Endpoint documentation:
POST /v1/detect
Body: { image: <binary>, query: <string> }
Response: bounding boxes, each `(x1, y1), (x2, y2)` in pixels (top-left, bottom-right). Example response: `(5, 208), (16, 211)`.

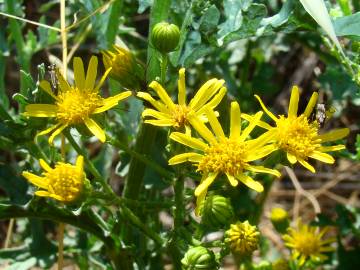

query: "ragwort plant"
(0, 0), (358, 270)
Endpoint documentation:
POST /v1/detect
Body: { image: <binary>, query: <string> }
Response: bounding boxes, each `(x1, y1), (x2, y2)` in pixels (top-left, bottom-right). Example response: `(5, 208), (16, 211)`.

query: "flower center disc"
(44, 163), (84, 202)
(198, 139), (247, 175)
(294, 233), (320, 256)
(276, 115), (319, 159)
(173, 105), (191, 127)
(56, 88), (102, 124)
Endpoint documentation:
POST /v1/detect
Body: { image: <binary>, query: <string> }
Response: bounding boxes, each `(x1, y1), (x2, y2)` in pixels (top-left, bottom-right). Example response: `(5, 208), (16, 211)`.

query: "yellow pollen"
(172, 105), (191, 128)
(44, 162), (84, 202)
(56, 88), (102, 124)
(198, 138), (247, 175)
(276, 115), (320, 159)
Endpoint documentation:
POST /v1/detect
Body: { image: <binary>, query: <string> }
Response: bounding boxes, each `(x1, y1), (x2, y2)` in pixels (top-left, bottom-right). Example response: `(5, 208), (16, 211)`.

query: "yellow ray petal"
(195, 87), (227, 115)
(188, 114), (217, 144)
(93, 91), (132, 114)
(137, 92), (170, 113)
(168, 153), (204, 165)
(230, 101), (241, 140)
(144, 119), (175, 127)
(178, 68), (186, 106)
(194, 172), (217, 196)
(142, 108), (171, 120)
(84, 118), (106, 142)
(55, 68), (71, 92)
(188, 78), (218, 109)
(94, 67), (112, 92)
(236, 174), (264, 192)
(245, 144), (277, 162)
(24, 104), (58, 117)
(169, 132), (208, 151)
(39, 159), (52, 172)
(226, 173), (238, 187)
(85, 56), (98, 90)
(22, 172), (48, 189)
(195, 186), (207, 216)
(241, 113), (273, 130)
(34, 190), (51, 197)
(246, 130), (277, 149)
(36, 123), (62, 138)
(239, 111), (263, 142)
(317, 128), (349, 143)
(48, 124), (67, 145)
(298, 159), (315, 173)
(287, 153), (297, 164)
(244, 165), (281, 177)
(76, 155), (84, 170)
(39, 80), (57, 99)
(319, 145), (345, 152)
(190, 79), (225, 111)
(205, 108), (225, 138)
(149, 81), (176, 110)
(254, 95), (278, 122)
(73, 57), (85, 89)
(288, 86), (300, 118)
(303, 92), (319, 117)
(309, 151), (334, 164)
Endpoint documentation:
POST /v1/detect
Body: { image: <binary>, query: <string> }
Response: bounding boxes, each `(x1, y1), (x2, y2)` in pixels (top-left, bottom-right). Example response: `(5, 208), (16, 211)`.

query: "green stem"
(173, 175), (185, 231)
(107, 134), (174, 180)
(160, 53), (168, 84)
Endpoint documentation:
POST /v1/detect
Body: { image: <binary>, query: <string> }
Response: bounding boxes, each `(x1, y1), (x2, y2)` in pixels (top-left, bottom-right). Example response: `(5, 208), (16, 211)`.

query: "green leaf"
(138, 0), (153, 13)
(334, 12), (360, 38)
(106, 0), (123, 46)
(198, 5), (220, 34)
(7, 257), (37, 270)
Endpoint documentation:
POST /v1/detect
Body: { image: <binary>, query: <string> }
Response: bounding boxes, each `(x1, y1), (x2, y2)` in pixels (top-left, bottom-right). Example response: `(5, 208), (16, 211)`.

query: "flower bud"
(102, 45), (145, 90)
(181, 246), (218, 270)
(225, 221), (259, 256)
(272, 259), (290, 270)
(270, 207), (290, 234)
(254, 261), (272, 270)
(151, 22), (180, 53)
(200, 195), (234, 228)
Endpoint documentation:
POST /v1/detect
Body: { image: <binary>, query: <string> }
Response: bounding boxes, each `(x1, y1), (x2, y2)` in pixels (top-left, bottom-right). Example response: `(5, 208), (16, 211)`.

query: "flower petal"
(169, 132), (208, 151)
(168, 153), (204, 165)
(236, 174), (264, 192)
(142, 108), (171, 120)
(245, 144), (278, 161)
(317, 128), (349, 142)
(73, 57), (85, 89)
(226, 174), (238, 187)
(137, 92), (170, 113)
(195, 186), (207, 216)
(48, 124), (67, 145)
(36, 123), (62, 138)
(303, 92), (319, 117)
(178, 68), (186, 106)
(85, 56), (98, 90)
(24, 104), (58, 117)
(288, 86), (300, 118)
(76, 155), (84, 171)
(22, 172), (49, 189)
(94, 67), (112, 92)
(298, 159), (316, 173)
(144, 119), (175, 127)
(319, 145), (345, 152)
(84, 118), (106, 142)
(230, 101), (241, 140)
(190, 79), (224, 111)
(93, 91), (132, 114)
(149, 81), (176, 110)
(287, 153), (297, 164)
(254, 95), (278, 122)
(188, 114), (217, 144)
(309, 151), (334, 164)
(244, 165), (281, 177)
(39, 159), (52, 172)
(55, 68), (71, 92)
(39, 80), (57, 99)
(239, 111), (263, 142)
(205, 107), (225, 138)
(194, 172), (218, 196)
(195, 87), (227, 115)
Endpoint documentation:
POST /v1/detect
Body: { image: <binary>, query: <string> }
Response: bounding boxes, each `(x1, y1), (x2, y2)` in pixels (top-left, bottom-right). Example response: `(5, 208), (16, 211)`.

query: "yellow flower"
(253, 86), (349, 172)
(22, 156), (86, 203)
(137, 68), (226, 133)
(283, 219), (335, 266)
(23, 56), (132, 144)
(225, 220), (260, 255)
(168, 101), (280, 214)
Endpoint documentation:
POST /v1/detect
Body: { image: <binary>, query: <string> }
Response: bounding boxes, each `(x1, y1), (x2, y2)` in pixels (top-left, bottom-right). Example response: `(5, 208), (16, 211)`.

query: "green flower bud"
(270, 207), (290, 234)
(200, 195), (234, 228)
(181, 246), (218, 270)
(151, 22), (180, 53)
(102, 45), (145, 90)
(254, 261), (272, 270)
(272, 259), (290, 270)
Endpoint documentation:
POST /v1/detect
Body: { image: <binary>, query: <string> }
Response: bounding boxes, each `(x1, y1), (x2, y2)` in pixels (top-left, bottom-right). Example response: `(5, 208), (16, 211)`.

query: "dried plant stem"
(285, 166), (321, 216)
(0, 11), (61, 32)
(4, 218), (14, 248)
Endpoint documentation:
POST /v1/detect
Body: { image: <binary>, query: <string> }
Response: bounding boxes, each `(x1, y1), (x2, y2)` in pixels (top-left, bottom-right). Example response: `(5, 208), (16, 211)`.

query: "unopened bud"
(151, 22), (180, 53)
(270, 207), (290, 234)
(200, 195), (234, 229)
(181, 246), (218, 270)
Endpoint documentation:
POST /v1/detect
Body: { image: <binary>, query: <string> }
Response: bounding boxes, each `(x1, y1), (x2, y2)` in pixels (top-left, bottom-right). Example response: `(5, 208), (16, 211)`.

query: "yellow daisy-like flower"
(168, 101), (280, 214)
(23, 56), (132, 144)
(225, 220), (260, 255)
(22, 156), (86, 203)
(283, 219), (335, 266)
(253, 86), (349, 172)
(137, 68), (226, 132)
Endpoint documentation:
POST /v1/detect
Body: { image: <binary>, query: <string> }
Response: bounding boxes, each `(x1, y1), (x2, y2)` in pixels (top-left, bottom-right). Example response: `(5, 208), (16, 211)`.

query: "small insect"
(310, 103), (336, 127)
(48, 64), (58, 91)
